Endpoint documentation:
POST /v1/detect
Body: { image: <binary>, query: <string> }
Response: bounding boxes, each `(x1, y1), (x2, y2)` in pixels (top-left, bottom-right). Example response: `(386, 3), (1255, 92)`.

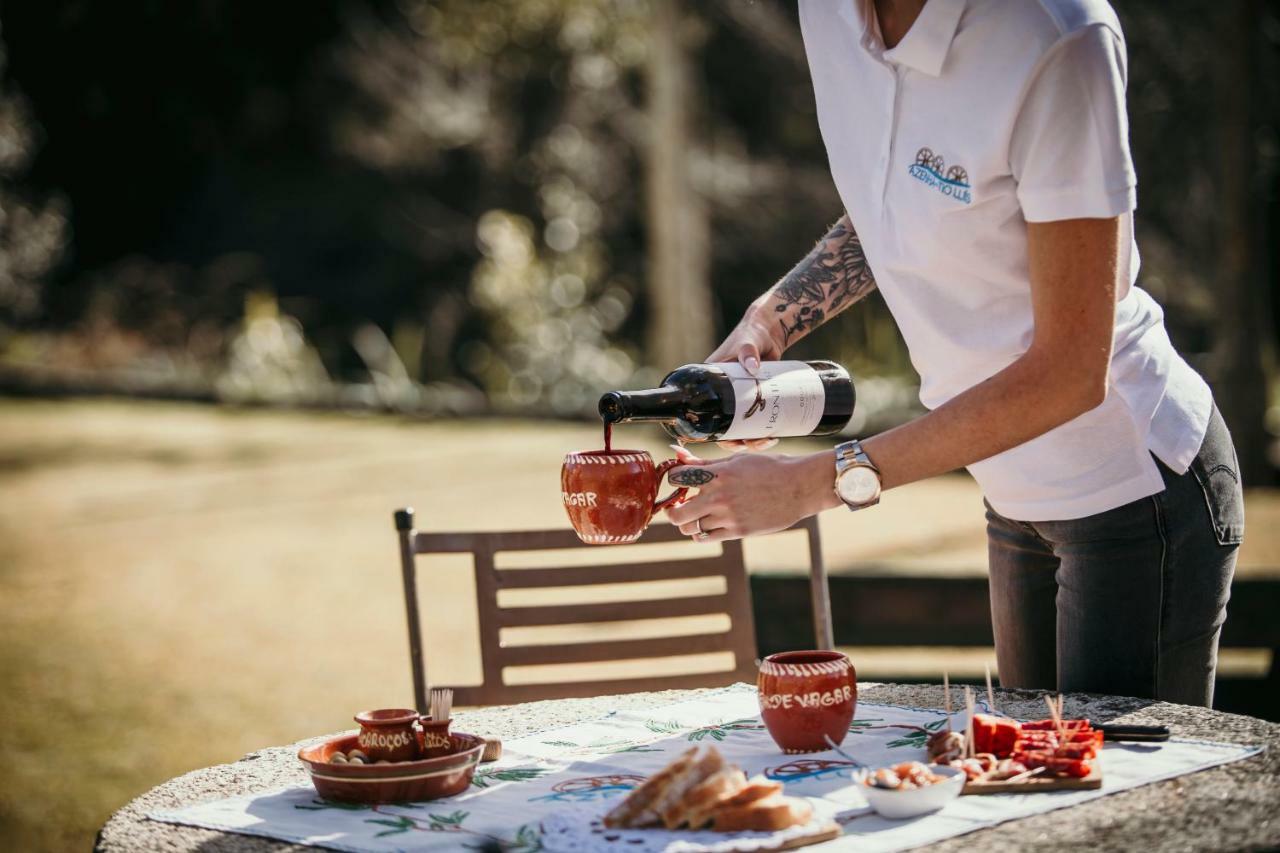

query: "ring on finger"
(694, 518), (704, 535)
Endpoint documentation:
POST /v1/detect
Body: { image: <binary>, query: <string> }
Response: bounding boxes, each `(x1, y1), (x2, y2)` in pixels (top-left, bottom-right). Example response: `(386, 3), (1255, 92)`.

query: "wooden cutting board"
(768, 822), (843, 850)
(962, 764), (1101, 795)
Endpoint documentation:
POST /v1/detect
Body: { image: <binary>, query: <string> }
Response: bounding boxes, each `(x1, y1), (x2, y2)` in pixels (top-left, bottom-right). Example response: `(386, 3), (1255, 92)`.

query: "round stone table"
(97, 683), (1279, 852)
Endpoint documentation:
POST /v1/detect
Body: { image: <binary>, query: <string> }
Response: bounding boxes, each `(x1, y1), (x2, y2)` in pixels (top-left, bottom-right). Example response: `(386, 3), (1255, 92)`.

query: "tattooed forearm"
(764, 215), (877, 346)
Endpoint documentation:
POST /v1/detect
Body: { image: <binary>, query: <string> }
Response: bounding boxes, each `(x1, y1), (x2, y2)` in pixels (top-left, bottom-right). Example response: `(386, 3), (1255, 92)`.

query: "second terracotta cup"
(561, 450), (687, 545)
(757, 650), (857, 754)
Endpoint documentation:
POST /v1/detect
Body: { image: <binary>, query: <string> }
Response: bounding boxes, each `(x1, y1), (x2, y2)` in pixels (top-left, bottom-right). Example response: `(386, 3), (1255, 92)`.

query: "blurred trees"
(646, 0), (713, 366)
(1212, 0), (1270, 483)
(0, 22), (67, 330)
(0, 0), (1275, 475)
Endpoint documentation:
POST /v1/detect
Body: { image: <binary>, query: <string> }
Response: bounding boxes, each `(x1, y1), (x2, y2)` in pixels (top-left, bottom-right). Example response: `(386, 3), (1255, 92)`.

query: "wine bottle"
(598, 360), (854, 443)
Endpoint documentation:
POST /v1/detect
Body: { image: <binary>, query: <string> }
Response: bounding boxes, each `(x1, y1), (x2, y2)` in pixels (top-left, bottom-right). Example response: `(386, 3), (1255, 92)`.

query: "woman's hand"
(663, 445), (838, 542)
(706, 306), (786, 452)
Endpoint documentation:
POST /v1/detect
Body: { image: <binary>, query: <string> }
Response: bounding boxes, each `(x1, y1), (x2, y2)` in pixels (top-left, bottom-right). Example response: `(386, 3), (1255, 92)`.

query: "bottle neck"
(598, 386), (685, 423)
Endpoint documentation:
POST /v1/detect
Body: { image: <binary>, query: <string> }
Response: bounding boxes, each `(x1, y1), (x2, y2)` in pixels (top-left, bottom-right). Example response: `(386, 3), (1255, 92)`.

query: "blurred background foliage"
(0, 0), (1276, 475)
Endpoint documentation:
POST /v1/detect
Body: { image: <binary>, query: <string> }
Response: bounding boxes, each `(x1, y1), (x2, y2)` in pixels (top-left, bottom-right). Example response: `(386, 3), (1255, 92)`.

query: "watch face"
(839, 466), (881, 505)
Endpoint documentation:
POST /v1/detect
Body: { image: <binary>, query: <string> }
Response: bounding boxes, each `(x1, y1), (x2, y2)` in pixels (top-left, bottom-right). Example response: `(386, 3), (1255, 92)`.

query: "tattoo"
(669, 467), (715, 486)
(770, 216), (877, 346)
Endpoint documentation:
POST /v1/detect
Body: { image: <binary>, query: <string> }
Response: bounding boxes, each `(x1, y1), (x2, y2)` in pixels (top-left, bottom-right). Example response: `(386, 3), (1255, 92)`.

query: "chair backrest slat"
(495, 557), (723, 589)
(495, 631), (734, 667)
(415, 524), (691, 554)
(395, 511), (826, 709)
(495, 593), (734, 628)
(475, 672), (745, 705)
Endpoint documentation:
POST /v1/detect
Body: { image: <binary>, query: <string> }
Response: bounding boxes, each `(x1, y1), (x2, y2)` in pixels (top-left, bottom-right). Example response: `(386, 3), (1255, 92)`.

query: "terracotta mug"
(561, 450), (687, 545)
(354, 709), (421, 763)
(757, 650), (858, 754)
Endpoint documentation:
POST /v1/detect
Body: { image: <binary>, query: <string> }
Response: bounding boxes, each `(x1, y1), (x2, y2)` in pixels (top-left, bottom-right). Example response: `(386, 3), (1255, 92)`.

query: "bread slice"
(711, 795), (813, 833)
(675, 766), (747, 830)
(603, 746), (697, 828)
(715, 774), (783, 810)
(654, 746), (727, 828)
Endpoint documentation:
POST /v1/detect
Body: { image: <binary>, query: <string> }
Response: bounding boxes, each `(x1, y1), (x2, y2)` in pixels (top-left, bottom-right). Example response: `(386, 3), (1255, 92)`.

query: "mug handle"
(653, 459), (689, 513)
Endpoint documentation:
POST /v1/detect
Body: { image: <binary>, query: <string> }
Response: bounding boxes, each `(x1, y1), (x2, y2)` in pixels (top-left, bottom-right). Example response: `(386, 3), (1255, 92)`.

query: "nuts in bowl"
(859, 762), (964, 819)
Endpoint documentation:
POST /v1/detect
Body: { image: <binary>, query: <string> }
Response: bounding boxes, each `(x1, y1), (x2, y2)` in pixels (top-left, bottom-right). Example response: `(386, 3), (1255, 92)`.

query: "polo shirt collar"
(859, 0), (966, 77)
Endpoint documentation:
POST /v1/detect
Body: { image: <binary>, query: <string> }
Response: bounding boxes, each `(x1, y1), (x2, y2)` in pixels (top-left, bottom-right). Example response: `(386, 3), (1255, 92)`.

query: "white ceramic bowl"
(859, 764), (965, 819)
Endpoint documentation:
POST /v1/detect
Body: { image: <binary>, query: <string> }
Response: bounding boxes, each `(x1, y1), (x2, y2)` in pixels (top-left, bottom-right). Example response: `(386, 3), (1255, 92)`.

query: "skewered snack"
(926, 730), (965, 765)
(928, 690), (1099, 784)
(603, 745), (813, 833)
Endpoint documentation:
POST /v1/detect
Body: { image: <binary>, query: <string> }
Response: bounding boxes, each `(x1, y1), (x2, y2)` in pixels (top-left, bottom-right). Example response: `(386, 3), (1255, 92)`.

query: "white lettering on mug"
(358, 730), (412, 750)
(562, 491), (599, 507)
(760, 684), (852, 710)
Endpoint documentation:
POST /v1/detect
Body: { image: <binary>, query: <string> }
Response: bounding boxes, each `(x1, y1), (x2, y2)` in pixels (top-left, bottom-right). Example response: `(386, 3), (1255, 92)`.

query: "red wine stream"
(603, 420), (613, 453)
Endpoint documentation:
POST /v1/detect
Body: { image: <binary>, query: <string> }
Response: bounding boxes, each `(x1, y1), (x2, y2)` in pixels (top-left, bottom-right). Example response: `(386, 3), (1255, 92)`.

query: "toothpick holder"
(419, 715), (453, 758)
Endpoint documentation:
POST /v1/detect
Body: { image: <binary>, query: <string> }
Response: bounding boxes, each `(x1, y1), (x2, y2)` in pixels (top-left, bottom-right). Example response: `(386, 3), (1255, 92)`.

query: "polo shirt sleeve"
(1009, 24), (1137, 223)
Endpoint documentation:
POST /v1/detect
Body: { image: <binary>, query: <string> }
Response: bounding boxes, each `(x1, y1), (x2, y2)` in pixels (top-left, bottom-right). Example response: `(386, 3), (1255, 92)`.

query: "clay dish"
(297, 732), (484, 804)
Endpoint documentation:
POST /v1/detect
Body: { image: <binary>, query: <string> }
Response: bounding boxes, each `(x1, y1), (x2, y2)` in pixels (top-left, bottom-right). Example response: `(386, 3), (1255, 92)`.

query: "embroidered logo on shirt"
(908, 147), (971, 204)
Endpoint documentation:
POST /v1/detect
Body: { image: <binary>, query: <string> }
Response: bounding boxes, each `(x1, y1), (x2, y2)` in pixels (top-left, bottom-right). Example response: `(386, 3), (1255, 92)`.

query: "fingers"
(669, 444), (705, 464)
(691, 525), (743, 543)
(668, 465), (718, 488)
(717, 437), (778, 453)
(665, 492), (716, 526)
(706, 339), (761, 375)
(737, 341), (761, 376)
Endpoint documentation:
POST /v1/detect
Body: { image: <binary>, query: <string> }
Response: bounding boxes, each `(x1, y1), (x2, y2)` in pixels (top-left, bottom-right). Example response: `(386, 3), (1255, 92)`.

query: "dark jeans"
(986, 405), (1243, 707)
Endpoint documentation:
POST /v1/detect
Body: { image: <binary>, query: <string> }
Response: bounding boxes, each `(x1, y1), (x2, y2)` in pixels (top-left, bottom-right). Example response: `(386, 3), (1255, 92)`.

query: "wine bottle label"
(719, 361), (825, 440)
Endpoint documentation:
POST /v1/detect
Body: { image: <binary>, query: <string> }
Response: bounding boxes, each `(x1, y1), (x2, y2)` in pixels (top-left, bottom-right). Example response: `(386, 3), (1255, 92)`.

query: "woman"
(664, 0), (1243, 706)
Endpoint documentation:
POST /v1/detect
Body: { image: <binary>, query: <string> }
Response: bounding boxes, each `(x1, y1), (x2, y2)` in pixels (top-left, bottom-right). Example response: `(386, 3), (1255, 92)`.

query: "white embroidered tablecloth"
(148, 684), (1260, 852)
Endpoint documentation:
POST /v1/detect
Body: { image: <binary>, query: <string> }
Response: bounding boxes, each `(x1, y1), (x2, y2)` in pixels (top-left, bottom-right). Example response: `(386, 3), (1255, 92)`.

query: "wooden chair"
(394, 508), (832, 711)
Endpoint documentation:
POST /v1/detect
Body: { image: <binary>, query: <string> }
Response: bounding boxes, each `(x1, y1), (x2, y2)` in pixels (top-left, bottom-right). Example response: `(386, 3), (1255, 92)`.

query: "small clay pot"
(354, 709), (421, 763)
(757, 650), (857, 754)
(419, 715), (453, 758)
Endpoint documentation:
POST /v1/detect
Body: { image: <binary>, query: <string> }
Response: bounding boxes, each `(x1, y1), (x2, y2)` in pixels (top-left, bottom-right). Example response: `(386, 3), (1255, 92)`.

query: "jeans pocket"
(1190, 454), (1245, 546)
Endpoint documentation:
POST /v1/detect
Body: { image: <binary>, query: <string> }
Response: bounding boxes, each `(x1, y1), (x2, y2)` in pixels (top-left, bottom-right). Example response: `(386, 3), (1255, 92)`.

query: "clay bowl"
(297, 731), (484, 804)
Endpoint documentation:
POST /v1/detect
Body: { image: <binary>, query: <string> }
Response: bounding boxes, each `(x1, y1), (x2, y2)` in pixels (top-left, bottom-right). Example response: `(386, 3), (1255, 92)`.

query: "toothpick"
(964, 686), (977, 759)
(984, 663), (997, 716)
(1045, 694), (1066, 741)
(943, 672), (952, 730)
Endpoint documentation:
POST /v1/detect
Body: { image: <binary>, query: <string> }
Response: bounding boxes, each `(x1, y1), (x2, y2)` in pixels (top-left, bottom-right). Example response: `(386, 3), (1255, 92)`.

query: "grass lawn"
(1, 398), (1276, 852)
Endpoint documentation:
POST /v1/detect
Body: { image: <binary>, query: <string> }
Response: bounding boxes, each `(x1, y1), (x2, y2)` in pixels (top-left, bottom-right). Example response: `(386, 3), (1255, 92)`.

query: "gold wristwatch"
(833, 439), (882, 511)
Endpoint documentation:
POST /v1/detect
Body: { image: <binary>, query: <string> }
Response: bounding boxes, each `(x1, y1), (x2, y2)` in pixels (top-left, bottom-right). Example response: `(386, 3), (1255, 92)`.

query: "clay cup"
(757, 650), (857, 754)
(561, 450), (687, 544)
(354, 708), (421, 763)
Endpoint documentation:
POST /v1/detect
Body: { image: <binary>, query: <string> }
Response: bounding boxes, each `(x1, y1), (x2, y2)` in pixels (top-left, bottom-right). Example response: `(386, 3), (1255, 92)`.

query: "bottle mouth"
(598, 391), (625, 421)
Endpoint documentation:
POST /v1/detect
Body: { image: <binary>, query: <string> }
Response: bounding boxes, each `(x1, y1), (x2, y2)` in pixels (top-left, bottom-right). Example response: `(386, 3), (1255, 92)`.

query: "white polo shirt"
(799, 0), (1213, 521)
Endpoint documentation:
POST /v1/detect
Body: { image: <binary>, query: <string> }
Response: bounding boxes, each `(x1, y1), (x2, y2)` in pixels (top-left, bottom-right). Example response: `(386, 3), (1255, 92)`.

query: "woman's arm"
(758, 213), (879, 349)
(666, 215), (1121, 539)
(706, 214), (878, 368)
(856, 215), (1118, 489)
(706, 214), (878, 451)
